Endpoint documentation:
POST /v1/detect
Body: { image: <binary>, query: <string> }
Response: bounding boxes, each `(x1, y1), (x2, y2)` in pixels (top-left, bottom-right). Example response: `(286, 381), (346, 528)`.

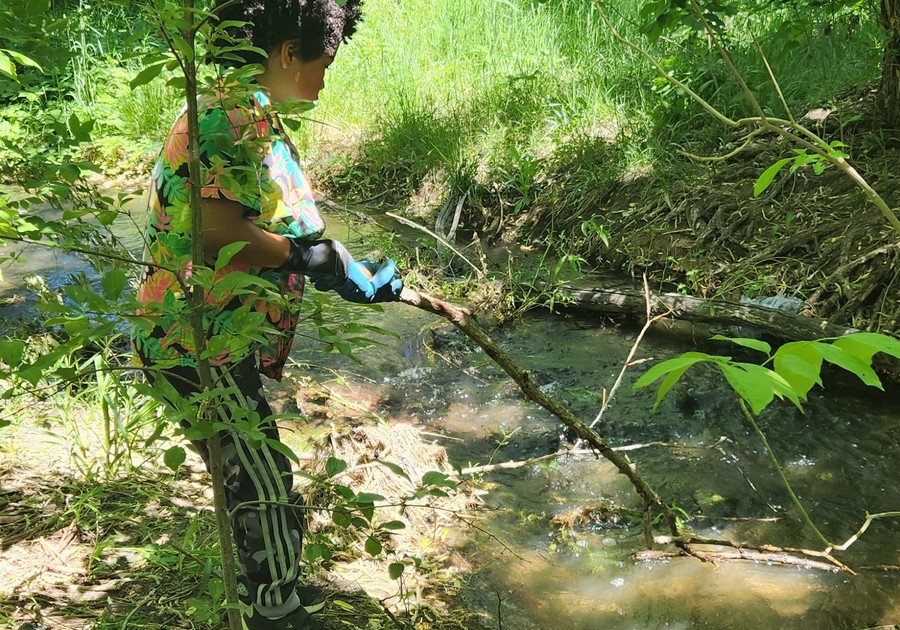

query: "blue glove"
(336, 258), (403, 303)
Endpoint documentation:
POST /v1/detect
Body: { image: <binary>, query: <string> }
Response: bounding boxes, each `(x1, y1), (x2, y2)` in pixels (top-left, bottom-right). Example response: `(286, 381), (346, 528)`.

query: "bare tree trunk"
(879, 0), (900, 129)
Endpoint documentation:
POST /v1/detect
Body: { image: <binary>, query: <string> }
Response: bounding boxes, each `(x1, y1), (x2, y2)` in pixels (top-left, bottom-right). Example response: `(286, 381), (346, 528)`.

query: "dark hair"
(213, 0), (363, 65)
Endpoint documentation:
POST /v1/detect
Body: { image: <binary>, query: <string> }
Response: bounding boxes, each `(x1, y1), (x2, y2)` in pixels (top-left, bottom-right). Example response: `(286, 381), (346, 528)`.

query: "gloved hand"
(336, 258), (403, 303)
(279, 237), (402, 303)
(279, 238), (352, 285)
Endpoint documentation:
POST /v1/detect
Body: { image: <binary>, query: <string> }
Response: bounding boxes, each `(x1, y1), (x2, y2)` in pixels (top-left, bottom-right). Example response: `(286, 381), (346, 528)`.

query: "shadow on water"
(288, 286), (900, 629)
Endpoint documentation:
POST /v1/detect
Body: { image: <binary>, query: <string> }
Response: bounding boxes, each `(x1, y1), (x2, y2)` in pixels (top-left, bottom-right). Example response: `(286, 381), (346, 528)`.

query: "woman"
(132, 1), (398, 628)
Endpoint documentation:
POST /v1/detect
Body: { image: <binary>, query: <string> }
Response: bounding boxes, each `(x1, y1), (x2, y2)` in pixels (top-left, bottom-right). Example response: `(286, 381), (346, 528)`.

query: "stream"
(287, 289), (900, 630)
(1, 201), (899, 629)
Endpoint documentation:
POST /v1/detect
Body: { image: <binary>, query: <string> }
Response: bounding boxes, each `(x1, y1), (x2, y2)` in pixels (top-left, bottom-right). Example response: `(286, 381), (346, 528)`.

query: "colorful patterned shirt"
(132, 88), (325, 380)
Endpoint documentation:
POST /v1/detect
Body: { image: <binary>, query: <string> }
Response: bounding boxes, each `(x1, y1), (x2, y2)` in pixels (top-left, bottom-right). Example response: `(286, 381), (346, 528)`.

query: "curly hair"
(213, 0), (363, 65)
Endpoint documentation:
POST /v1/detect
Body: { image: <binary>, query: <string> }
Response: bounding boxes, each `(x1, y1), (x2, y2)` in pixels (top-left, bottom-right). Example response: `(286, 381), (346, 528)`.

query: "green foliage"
(0, 48), (42, 81)
(635, 332), (900, 414)
(753, 143), (850, 196)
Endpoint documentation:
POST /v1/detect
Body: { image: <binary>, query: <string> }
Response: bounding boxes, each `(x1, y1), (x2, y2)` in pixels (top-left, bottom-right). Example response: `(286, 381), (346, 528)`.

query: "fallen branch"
(461, 437), (727, 476)
(556, 281), (853, 341)
(646, 534), (853, 572)
(398, 286), (681, 545)
(633, 547), (841, 573)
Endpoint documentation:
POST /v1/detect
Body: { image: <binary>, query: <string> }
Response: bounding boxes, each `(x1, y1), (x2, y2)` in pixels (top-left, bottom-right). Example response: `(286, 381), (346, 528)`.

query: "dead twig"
(461, 437), (726, 476)
(582, 275), (670, 440)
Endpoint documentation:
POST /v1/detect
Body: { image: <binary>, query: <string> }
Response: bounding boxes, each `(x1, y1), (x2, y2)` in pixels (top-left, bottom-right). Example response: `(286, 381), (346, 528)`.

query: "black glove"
(279, 238), (403, 303)
(279, 238), (352, 287)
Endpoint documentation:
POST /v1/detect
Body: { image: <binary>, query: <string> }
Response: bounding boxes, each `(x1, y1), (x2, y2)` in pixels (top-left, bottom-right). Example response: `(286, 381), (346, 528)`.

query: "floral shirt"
(132, 88), (325, 380)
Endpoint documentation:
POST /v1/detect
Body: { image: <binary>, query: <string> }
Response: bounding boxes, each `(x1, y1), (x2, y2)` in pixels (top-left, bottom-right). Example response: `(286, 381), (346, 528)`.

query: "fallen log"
(556, 282), (852, 342)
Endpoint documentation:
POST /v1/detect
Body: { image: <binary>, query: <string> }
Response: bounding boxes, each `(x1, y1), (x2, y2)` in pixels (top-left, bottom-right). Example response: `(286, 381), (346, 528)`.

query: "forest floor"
(0, 376), (496, 630)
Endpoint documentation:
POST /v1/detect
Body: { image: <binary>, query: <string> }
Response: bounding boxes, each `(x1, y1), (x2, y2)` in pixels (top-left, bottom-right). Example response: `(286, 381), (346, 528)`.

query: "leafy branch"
(636, 331), (900, 555)
(595, 1), (900, 238)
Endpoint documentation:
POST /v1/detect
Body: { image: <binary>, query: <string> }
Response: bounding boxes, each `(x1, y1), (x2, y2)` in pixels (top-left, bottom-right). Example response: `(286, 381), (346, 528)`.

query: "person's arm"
(201, 197), (290, 267)
(201, 196), (402, 302)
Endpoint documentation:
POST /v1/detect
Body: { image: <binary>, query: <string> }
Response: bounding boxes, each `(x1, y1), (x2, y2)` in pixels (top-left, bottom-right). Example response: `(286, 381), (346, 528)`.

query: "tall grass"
(302, 0), (883, 203)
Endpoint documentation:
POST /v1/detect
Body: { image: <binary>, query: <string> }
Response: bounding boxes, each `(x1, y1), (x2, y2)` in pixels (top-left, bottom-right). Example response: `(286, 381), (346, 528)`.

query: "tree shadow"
(0, 461), (490, 630)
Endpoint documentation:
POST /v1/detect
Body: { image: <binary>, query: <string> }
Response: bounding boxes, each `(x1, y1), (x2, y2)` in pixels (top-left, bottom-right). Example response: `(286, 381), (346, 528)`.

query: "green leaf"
(421, 471), (456, 488)
(381, 520), (406, 530)
(0, 340), (27, 367)
(0, 52), (16, 80)
(754, 157), (792, 197)
(711, 335), (771, 355)
(305, 543), (330, 562)
(332, 600), (356, 611)
(265, 438), (299, 463)
(100, 269), (127, 300)
(365, 536), (382, 557)
(376, 459), (412, 481)
(215, 241), (248, 271)
(719, 363), (776, 415)
(773, 341), (823, 400)
(325, 456), (347, 478)
(130, 61), (167, 89)
(333, 485), (355, 500)
(351, 516), (370, 529)
(633, 353), (712, 390)
(356, 492), (385, 503)
(762, 367), (804, 411)
(388, 562), (405, 580)
(331, 509), (352, 528)
(164, 445), (186, 471)
(2, 49), (41, 71)
(833, 332), (900, 363)
(651, 362), (695, 411)
(25, 0), (51, 15)
(815, 343), (882, 390)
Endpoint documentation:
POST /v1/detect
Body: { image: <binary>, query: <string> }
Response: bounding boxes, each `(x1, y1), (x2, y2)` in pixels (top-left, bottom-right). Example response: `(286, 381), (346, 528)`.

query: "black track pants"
(147, 355), (303, 616)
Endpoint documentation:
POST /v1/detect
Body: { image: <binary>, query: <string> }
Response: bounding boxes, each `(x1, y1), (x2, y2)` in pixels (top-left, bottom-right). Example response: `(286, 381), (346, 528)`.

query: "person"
(131, 1), (400, 628)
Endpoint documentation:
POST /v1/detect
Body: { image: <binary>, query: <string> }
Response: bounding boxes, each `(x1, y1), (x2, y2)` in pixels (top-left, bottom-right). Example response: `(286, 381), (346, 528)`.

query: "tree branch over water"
(398, 286), (681, 546)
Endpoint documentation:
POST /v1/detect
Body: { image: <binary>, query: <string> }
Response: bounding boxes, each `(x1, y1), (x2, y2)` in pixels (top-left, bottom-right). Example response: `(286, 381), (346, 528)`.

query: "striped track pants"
(148, 354), (303, 615)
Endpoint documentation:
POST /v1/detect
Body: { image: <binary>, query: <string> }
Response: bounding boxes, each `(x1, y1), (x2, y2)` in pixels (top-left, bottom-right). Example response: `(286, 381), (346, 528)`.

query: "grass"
(299, 0), (882, 204)
(0, 0), (883, 202)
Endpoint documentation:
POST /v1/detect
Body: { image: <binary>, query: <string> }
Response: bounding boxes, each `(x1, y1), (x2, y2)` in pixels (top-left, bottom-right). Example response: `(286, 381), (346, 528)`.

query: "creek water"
(289, 292), (900, 630)
(1, 201), (898, 629)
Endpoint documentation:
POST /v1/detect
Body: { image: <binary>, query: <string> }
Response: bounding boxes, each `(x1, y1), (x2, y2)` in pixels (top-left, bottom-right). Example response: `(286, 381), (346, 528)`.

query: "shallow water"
(0, 193), (146, 326)
(288, 288), (900, 629)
